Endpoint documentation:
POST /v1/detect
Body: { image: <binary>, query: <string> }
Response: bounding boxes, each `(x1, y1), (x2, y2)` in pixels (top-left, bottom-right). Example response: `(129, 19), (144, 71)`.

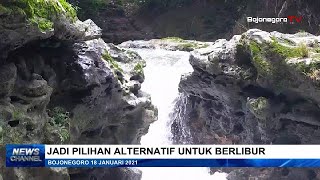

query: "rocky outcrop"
(0, 0), (102, 59)
(120, 38), (211, 52)
(173, 29), (320, 179)
(0, 1), (156, 179)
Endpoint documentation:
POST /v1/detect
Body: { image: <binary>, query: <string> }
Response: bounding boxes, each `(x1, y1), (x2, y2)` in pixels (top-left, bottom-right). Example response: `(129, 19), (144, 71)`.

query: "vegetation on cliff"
(161, 37), (209, 51)
(236, 34), (320, 91)
(134, 62), (145, 76)
(102, 50), (123, 73)
(47, 107), (71, 144)
(0, 0), (77, 31)
(246, 97), (269, 120)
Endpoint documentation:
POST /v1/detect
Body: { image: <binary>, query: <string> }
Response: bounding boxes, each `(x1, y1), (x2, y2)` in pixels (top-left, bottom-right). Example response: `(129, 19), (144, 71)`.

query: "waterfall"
(169, 94), (193, 144)
(131, 48), (227, 180)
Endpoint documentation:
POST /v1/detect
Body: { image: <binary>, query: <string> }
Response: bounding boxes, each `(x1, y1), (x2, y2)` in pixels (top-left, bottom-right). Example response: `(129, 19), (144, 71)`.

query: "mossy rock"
(161, 37), (185, 42)
(12, 110), (24, 120)
(102, 51), (123, 73)
(5, 128), (24, 144)
(237, 37), (313, 91)
(162, 37), (209, 51)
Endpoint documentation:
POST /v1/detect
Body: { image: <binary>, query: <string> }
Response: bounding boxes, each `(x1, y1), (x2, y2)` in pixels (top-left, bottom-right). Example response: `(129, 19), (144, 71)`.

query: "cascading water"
(130, 48), (227, 180)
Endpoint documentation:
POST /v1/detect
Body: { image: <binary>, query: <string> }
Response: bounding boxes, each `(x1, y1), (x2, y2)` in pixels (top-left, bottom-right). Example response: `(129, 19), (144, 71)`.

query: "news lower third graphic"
(5, 144), (320, 168)
(6, 144), (45, 167)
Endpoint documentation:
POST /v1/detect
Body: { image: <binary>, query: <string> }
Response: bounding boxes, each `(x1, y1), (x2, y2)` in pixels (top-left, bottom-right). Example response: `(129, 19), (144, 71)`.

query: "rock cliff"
(174, 29), (320, 179)
(0, 1), (156, 179)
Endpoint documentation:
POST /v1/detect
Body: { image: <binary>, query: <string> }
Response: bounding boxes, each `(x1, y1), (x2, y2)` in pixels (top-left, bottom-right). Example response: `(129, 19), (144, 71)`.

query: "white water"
(132, 48), (227, 180)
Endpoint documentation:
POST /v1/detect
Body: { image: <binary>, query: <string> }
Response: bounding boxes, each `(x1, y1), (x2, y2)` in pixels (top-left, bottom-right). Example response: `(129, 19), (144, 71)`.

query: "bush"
(48, 107), (70, 143)
(296, 43), (309, 58)
(134, 62), (145, 75)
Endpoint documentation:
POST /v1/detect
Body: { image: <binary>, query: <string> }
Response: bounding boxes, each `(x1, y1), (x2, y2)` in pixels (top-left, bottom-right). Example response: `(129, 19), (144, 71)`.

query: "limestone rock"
(0, 2), (156, 179)
(0, 63), (17, 98)
(0, 1), (101, 59)
(175, 29), (320, 178)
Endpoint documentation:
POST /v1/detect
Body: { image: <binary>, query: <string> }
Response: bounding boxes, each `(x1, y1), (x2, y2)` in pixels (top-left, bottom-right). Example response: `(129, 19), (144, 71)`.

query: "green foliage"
(102, 51), (123, 73)
(238, 35), (320, 90)
(50, 107), (70, 125)
(178, 43), (195, 51)
(102, 50), (113, 62)
(29, 18), (54, 31)
(296, 43), (309, 58)
(12, 110), (23, 120)
(58, 0), (77, 19)
(241, 37), (316, 91)
(270, 40), (300, 58)
(282, 38), (296, 46)
(162, 36), (209, 50)
(178, 43), (208, 51)
(269, 37), (309, 58)
(245, 39), (296, 91)
(247, 97), (269, 120)
(177, 42), (206, 51)
(162, 36), (184, 42)
(134, 62), (145, 75)
(294, 61), (320, 76)
(0, 4), (11, 14)
(249, 41), (272, 76)
(48, 107), (70, 143)
(10, 130), (24, 144)
(249, 40), (261, 55)
(1, 0), (77, 31)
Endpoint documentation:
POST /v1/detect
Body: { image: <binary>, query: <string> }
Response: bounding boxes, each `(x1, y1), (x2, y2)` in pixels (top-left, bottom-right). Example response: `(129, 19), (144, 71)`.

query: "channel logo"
(6, 144), (45, 167)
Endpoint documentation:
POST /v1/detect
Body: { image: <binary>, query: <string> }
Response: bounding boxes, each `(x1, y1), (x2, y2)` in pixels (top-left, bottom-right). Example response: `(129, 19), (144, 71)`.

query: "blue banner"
(6, 144), (320, 168)
(45, 159), (320, 167)
(6, 144), (45, 167)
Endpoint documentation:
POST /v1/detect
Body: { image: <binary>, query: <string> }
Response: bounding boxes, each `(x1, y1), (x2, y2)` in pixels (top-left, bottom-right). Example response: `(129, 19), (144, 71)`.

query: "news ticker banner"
(6, 144), (320, 168)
